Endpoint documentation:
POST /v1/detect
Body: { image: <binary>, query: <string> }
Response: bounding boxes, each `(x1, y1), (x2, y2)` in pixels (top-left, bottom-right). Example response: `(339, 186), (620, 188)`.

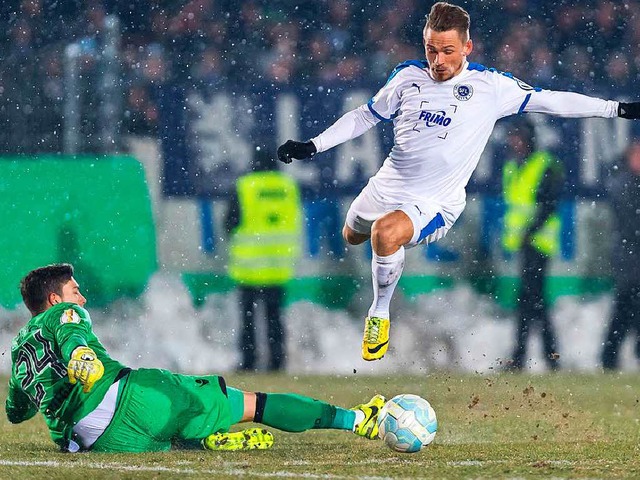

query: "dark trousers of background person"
(239, 286), (285, 371)
(601, 286), (640, 370)
(511, 244), (559, 370)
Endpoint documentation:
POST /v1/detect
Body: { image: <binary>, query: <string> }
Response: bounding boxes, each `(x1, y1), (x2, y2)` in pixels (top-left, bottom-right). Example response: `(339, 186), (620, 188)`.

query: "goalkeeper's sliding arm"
(67, 346), (104, 393)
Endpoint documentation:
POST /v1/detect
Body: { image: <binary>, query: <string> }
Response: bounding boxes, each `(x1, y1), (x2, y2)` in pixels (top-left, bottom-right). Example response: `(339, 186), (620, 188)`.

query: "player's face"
(58, 277), (87, 307)
(424, 28), (473, 82)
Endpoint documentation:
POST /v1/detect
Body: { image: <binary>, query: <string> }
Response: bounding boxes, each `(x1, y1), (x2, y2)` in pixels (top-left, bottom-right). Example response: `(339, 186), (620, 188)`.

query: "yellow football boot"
(361, 316), (390, 361)
(352, 394), (386, 439)
(202, 428), (274, 451)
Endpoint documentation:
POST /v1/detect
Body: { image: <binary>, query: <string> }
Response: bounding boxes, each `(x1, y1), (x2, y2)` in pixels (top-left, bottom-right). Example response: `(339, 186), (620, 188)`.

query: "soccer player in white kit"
(277, 2), (640, 361)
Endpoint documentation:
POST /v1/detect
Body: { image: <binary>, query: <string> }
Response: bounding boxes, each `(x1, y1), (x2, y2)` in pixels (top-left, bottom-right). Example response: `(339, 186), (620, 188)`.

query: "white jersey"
(311, 59), (618, 220)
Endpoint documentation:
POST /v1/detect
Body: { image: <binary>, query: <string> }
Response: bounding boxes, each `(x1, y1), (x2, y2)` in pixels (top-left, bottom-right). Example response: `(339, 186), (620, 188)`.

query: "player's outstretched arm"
(277, 140), (317, 164)
(520, 90), (618, 118)
(520, 91), (640, 121)
(278, 104), (379, 164)
(618, 102), (640, 119)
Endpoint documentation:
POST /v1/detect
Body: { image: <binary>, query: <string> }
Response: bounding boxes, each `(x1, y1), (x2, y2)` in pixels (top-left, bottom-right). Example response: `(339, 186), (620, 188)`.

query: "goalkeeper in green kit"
(6, 263), (385, 452)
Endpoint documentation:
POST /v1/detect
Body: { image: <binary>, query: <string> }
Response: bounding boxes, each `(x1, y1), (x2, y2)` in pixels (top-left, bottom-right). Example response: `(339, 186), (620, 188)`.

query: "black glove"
(277, 140), (317, 164)
(618, 102), (640, 119)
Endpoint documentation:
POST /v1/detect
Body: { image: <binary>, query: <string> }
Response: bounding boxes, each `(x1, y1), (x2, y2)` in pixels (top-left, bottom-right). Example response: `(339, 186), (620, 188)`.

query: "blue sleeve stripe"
(385, 59), (428, 84)
(518, 93), (532, 114)
(371, 59), (425, 121)
(468, 63), (542, 93)
(367, 99), (392, 122)
(467, 62), (486, 72)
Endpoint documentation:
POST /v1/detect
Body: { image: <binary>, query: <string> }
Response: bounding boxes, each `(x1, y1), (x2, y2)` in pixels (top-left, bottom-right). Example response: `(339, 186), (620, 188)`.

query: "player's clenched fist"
(67, 346), (104, 393)
(277, 140), (317, 164)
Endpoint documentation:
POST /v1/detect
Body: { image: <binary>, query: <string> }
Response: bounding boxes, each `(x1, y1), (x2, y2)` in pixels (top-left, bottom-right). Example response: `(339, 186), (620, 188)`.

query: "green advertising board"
(0, 156), (157, 309)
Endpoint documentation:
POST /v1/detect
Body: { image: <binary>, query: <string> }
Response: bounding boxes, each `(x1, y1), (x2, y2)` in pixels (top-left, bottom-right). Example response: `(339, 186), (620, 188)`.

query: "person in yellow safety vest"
(502, 118), (564, 371)
(226, 149), (303, 372)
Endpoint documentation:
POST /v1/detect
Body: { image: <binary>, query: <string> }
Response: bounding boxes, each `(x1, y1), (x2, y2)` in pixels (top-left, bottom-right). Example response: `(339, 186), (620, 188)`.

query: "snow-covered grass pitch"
(2, 372), (640, 479)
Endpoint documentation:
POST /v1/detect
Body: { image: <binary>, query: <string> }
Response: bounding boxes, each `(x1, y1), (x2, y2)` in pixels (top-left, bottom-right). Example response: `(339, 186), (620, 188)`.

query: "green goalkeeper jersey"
(5, 302), (127, 449)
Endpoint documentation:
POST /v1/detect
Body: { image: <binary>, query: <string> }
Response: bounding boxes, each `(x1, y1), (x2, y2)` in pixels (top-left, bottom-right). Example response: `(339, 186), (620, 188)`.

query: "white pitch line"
(0, 460), (204, 474)
(447, 459), (579, 467)
(0, 460), (419, 480)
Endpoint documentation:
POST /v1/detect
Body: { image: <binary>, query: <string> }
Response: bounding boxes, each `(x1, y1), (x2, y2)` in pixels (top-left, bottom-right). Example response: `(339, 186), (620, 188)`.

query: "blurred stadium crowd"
(0, 0), (638, 152)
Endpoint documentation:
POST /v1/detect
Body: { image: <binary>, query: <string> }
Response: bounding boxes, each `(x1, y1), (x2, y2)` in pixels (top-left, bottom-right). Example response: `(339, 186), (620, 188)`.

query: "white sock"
(368, 247), (405, 319)
(353, 410), (365, 430)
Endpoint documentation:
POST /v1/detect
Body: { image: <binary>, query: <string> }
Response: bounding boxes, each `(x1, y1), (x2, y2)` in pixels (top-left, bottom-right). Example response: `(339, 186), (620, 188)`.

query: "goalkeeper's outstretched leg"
(211, 388), (386, 449)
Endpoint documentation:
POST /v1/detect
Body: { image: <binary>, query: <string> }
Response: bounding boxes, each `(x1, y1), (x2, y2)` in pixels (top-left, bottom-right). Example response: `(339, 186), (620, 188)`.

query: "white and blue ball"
(377, 394), (437, 453)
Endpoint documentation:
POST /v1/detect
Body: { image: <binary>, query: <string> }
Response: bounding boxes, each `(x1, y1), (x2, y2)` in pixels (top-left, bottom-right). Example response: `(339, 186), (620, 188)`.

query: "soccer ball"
(377, 394), (437, 453)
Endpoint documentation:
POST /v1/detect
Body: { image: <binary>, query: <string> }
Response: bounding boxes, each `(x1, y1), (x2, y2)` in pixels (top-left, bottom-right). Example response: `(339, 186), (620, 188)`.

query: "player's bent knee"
(371, 226), (398, 250)
(371, 214), (412, 248)
(371, 216), (394, 235)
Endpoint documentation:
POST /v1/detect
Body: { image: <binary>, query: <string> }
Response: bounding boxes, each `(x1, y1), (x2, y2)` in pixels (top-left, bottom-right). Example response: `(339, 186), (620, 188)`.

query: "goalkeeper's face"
(58, 277), (87, 307)
(424, 28), (473, 82)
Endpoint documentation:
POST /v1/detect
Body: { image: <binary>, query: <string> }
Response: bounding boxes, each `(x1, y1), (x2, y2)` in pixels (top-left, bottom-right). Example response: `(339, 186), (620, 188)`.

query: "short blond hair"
(424, 2), (471, 41)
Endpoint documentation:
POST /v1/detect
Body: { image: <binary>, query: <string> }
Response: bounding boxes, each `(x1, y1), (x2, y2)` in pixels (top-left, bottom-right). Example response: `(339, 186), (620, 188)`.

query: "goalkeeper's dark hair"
(424, 2), (471, 41)
(20, 263), (75, 316)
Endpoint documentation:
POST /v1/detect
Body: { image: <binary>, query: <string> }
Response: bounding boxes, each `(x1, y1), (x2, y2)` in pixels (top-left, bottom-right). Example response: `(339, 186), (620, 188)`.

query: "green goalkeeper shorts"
(91, 368), (232, 452)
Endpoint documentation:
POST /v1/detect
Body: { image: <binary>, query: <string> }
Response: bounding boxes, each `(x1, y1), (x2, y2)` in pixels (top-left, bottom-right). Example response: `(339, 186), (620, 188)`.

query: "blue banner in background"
(157, 81), (639, 201)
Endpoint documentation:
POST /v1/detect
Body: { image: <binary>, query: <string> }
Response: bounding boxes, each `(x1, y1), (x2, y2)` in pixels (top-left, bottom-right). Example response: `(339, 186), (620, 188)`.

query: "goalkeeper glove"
(277, 140), (317, 164)
(618, 102), (640, 119)
(67, 346), (104, 393)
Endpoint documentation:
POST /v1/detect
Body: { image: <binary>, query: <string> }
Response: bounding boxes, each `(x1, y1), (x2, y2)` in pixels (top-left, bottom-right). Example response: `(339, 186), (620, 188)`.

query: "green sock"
(332, 407), (357, 431)
(259, 393), (355, 432)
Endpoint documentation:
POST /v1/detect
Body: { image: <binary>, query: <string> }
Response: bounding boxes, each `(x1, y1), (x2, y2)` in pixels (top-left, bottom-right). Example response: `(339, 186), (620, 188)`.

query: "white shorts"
(344, 183), (455, 248)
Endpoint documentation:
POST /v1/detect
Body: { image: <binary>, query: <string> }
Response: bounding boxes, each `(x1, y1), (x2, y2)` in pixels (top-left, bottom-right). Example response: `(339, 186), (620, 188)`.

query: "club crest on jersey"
(418, 110), (452, 127)
(60, 308), (81, 325)
(453, 83), (473, 101)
